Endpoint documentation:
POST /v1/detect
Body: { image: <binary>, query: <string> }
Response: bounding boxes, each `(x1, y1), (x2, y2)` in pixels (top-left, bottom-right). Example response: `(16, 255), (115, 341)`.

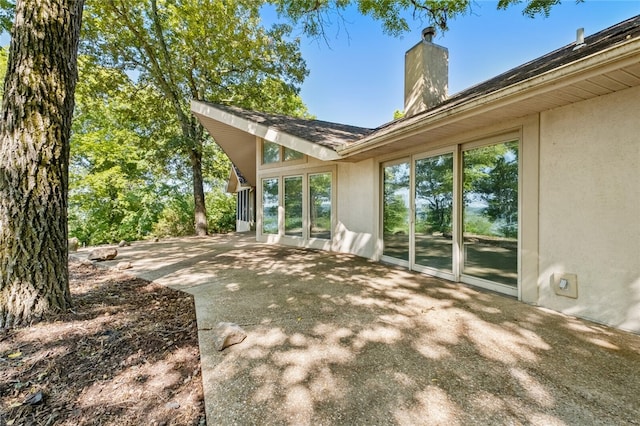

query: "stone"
(87, 247), (118, 261)
(117, 261), (132, 270)
(213, 322), (247, 351)
(68, 237), (79, 252)
(165, 401), (180, 410)
(80, 259), (93, 266)
(118, 240), (130, 247)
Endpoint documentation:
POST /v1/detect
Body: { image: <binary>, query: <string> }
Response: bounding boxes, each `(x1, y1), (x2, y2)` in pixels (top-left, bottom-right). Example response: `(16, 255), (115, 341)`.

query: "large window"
(262, 178), (279, 234)
(284, 176), (303, 237)
(463, 141), (518, 286)
(382, 161), (410, 261)
(381, 137), (519, 295)
(309, 173), (332, 239)
(415, 153), (454, 272)
(260, 170), (333, 241)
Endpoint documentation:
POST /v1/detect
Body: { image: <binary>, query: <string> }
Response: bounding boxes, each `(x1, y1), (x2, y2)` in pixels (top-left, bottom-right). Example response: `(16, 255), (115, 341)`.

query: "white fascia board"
(191, 101), (342, 161)
(338, 37), (640, 157)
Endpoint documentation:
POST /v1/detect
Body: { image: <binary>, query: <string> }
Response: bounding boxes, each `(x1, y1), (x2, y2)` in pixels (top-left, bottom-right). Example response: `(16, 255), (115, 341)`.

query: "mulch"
(0, 260), (205, 426)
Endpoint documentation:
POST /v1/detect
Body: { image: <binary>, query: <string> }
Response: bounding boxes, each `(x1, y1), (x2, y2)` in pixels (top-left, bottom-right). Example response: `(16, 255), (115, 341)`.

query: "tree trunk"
(0, 0), (84, 329)
(189, 145), (208, 236)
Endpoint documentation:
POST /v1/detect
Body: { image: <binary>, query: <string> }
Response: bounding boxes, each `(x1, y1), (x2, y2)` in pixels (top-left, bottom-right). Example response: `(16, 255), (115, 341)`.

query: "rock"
(117, 261), (132, 270)
(68, 237), (79, 252)
(23, 391), (44, 405)
(165, 401), (180, 410)
(87, 247), (118, 261)
(213, 322), (247, 351)
(80, 259), (93, 266)
(118, 240), (130, 247)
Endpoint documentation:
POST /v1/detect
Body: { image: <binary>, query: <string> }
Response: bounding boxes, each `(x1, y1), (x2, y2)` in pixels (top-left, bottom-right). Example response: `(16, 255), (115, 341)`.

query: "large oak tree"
(0, 0), (84, 328)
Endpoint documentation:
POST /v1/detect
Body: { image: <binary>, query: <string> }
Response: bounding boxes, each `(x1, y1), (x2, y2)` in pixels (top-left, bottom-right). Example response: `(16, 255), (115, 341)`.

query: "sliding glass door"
(462, 141), (518, 287)
(382, 160), (410, 263)
(381, 138), (519, 295)
(414, 153), (455, 276)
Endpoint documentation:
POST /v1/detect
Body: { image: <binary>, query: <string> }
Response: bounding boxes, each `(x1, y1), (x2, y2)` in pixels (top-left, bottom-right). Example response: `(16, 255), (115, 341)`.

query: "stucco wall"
(334, 159), (380, 259)
(538, 85), (640, 333)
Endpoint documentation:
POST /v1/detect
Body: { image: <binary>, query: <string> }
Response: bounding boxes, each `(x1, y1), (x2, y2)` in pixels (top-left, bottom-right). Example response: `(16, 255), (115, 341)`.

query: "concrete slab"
(77, 234), (640, 425)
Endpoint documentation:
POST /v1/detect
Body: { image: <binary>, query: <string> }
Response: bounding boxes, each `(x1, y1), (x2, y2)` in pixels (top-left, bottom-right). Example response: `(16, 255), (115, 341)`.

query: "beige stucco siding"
(538, 85), (640, 332)
(335, 159), (379, 259)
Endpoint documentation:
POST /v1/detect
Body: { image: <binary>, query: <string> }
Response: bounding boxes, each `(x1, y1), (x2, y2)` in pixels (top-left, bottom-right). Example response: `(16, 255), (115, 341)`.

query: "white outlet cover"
(552, 273), (578, 298)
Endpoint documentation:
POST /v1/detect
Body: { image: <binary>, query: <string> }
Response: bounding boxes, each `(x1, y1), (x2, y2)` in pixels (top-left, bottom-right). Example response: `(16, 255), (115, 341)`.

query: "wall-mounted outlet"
(551, 273), (578, 298)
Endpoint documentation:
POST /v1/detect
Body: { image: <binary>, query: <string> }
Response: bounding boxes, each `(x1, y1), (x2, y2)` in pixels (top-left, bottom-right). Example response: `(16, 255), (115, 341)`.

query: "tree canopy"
(80, 0), (309, 236)
(272, 0), (581, 36)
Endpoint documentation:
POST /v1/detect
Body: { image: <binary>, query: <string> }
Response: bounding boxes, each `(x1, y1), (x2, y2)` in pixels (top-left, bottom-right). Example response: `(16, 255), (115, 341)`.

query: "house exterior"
(192, 16), (640, 334)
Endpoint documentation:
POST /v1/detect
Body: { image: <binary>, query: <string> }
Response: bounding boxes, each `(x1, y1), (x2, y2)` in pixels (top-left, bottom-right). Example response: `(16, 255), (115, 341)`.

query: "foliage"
(81, 0), (309, 236)
(153, 194), (195, 238)
(272, 0), (582, 36)
(69, 57), (171, 245)
(206, 189), (237, 234)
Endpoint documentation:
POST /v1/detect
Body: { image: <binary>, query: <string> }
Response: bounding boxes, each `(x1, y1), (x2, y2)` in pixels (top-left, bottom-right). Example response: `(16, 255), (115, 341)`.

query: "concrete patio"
(77, 234), (640, 425)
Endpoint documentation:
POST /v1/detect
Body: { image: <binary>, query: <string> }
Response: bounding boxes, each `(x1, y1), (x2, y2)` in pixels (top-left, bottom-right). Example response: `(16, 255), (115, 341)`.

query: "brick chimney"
(404, 27), (448, 117)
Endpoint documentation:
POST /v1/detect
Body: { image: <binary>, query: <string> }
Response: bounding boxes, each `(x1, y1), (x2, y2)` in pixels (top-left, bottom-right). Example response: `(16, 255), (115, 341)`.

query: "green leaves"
(273, 0), (579, 35)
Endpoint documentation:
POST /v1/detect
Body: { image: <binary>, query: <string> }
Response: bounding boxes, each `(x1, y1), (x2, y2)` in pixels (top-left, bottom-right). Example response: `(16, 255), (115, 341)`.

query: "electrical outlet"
(552, 273), (578, 298)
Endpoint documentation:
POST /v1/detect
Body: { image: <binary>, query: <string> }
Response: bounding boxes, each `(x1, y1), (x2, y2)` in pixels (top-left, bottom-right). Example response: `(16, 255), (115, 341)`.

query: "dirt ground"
(0, 260), (205, 426)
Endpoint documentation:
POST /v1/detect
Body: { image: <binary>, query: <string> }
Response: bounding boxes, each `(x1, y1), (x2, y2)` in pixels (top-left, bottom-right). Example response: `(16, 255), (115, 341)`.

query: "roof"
(193, 14), (640, 172)
(209, 103), (373, 150)
(440, 14), (640, 111)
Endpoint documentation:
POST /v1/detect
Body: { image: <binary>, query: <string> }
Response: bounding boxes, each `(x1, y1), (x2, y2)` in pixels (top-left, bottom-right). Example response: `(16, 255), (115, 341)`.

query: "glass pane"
(463, 141), (518, 286)
(284, 176), (303, 237)
(415, 153), (454, 272)
(262, 178), (279, 234)
(263, 141), (280, 164)
(309, 173), (332, 239)
(383, 162), (410, 261)
(284, 147), (304, 161)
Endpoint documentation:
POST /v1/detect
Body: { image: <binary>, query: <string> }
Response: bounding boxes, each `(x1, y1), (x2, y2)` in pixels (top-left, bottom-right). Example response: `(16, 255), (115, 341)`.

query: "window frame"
(260, 140), (307, 168)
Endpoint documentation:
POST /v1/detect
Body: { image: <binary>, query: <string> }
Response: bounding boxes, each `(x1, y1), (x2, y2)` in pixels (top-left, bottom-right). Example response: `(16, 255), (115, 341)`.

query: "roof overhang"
(337, 36), (640, 161)
(192, 101), (343, 187)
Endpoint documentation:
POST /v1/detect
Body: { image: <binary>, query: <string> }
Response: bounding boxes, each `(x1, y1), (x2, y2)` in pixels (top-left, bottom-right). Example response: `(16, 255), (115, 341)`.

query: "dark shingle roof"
(209, 103), (374, 150)
(441, 15), (640, 108)
(372, 14), (640, 135)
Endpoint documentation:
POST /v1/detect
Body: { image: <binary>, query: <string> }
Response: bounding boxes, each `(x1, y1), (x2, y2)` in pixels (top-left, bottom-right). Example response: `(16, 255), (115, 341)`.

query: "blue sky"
(267, 1), (639, 128)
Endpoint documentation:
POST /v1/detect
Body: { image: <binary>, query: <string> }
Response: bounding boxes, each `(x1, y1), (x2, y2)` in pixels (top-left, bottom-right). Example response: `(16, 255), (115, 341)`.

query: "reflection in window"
(262, 178), (279, 234)
(263, 141), (280, 164)
(309, 173), (331, 239)
(463, 141), (518, 286)
(383, 162), (410, 261)
(284, 147), (304, 161)
(415, 153), (454, 272)
(284, 176), (303, 237)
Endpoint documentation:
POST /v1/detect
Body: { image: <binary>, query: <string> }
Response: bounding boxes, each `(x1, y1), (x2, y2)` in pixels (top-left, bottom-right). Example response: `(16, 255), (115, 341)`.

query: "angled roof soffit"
(191, 101), (373, 161)
(338, 34), (640, 159)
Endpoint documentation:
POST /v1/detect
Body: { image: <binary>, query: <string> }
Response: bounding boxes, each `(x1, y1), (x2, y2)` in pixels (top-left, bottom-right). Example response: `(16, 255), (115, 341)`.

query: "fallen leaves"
(0, 260), (205, 425)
